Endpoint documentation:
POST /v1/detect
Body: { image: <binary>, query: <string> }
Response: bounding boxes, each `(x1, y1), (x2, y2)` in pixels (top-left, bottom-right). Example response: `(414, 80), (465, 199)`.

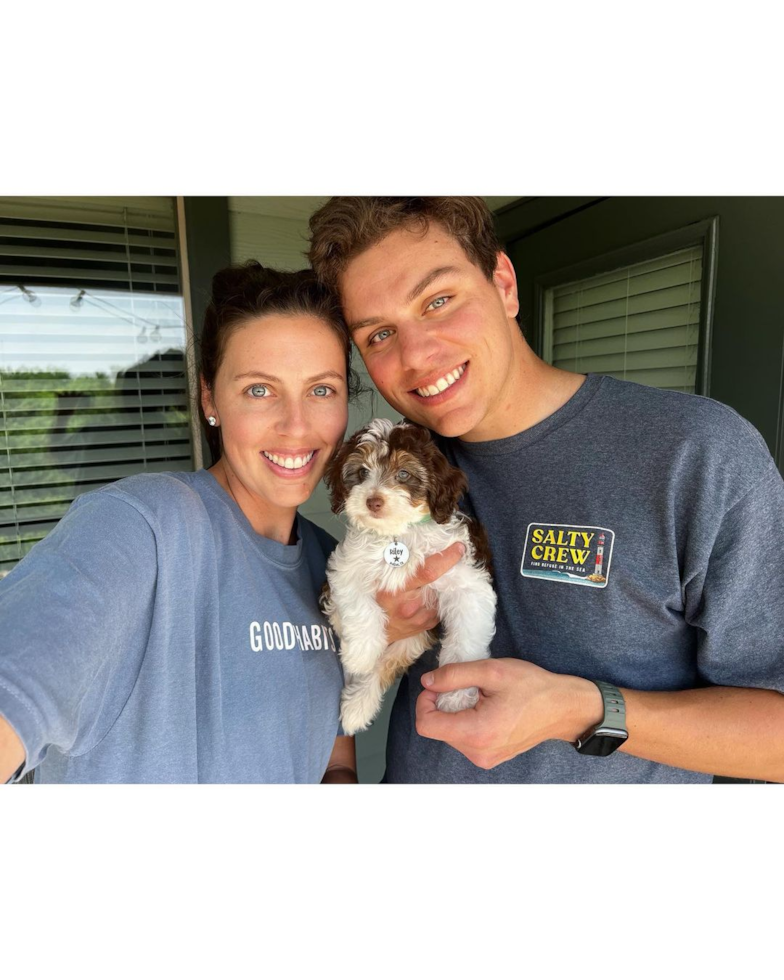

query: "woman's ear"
(200, 376), (217, 424)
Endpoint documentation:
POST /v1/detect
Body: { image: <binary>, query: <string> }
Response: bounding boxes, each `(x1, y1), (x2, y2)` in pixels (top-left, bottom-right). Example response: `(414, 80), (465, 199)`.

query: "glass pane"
(545, 245), (703, 395)
(0, 285), (192, 575)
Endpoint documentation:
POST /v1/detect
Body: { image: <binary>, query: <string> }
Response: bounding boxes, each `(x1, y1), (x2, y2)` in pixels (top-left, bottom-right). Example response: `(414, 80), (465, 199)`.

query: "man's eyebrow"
(348, 266), (461, 333)
(233, 371), (345, 384)
(348, 317), (384, 335)
(406, 266), (460, 303)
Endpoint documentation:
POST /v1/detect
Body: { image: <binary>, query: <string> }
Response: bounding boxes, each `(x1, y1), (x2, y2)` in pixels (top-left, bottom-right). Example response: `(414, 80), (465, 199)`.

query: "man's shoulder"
(601, 376), (768, 451)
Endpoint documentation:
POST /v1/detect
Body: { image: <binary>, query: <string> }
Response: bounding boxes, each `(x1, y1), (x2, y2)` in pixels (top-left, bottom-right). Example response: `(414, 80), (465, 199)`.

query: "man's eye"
(312, 385), (333, 397)
(369, 328), (393, 346)
(248, 384), (270, 398)
(397, 469), (410, 482)
(427, 296), (450, 311)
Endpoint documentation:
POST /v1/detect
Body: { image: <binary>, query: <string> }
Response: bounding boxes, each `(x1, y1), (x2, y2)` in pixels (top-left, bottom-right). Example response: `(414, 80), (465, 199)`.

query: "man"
(308, 196), (784, 784)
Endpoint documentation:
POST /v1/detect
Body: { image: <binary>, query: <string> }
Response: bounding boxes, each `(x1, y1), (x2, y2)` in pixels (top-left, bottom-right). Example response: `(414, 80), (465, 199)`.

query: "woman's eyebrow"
(233, 371), (345, 384)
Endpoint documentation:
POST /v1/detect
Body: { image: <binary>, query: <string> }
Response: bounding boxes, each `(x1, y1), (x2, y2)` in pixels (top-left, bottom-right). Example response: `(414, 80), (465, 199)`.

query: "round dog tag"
(383, 539), (409, 567)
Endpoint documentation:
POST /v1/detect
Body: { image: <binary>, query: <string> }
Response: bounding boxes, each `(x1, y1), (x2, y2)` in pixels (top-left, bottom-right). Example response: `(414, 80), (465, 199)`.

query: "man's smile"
(409, 361), (469, 404)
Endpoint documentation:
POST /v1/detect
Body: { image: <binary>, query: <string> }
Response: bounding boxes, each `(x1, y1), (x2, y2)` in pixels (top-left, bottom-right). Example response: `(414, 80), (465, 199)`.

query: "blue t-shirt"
(0, 469), (343, 783)
(385, 375), (784, 783)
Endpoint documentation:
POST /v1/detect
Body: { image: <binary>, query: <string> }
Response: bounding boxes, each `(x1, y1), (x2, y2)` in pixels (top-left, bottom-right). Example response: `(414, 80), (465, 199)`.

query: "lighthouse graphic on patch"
(586, 532), (607, 584)
(520, 523), (615, 588)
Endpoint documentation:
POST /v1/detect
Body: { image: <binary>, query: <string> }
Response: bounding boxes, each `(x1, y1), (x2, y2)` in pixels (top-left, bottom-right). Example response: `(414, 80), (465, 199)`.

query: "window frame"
(533, 217), (719, 397)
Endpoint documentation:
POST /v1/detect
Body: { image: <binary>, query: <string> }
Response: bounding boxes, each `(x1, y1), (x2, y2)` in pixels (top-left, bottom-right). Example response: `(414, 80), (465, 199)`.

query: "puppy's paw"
(436, 686), (479, 713)
(340, 688), (376, 736)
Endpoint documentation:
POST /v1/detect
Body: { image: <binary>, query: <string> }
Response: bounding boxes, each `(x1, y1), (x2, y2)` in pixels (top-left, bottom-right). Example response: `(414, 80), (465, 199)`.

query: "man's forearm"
(417, 659), (784, 779)
(612, 685), (784, 782)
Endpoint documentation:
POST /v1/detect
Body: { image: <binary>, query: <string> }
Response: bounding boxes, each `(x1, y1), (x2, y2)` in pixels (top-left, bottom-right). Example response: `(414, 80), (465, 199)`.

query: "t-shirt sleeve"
(686, 462), (784, 693)
(0, 490), (158, 780)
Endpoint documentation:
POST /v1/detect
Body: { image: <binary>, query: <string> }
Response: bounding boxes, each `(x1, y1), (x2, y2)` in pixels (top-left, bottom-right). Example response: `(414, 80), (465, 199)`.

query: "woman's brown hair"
(199, 261), (362, 465)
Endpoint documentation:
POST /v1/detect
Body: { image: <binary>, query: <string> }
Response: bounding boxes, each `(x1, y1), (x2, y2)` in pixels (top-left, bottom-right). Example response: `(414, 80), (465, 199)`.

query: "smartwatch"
(575, 680), (628, 757)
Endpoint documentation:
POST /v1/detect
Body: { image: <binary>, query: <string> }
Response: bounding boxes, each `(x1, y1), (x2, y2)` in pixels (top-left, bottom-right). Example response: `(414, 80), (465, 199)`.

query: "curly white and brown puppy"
(321, 418), (497, 736)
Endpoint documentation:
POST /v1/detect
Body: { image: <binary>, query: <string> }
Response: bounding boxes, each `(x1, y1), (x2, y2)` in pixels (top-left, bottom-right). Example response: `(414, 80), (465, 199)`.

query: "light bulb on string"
(18, 285), (41, 307)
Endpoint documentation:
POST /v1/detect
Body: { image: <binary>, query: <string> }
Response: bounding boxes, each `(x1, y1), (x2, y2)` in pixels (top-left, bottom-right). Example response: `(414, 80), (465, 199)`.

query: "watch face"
(577, 728), (628, 757)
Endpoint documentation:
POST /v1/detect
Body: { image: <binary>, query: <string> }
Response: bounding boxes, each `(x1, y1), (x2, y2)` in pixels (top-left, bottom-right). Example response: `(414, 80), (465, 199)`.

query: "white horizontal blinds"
(548, 245), (703, 392)
(0, 286), (191, 575)
(0, 197), (178, 293)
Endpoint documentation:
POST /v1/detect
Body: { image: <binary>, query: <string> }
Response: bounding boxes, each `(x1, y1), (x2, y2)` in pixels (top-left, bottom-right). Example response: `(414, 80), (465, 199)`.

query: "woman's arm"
(0, 715), (25, 784)
(321, 735), (358, 783)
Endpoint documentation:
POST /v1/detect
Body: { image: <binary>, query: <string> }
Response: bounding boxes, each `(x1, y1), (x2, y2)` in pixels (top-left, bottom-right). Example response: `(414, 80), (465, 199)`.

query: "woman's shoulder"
(70, 471), (208, 535)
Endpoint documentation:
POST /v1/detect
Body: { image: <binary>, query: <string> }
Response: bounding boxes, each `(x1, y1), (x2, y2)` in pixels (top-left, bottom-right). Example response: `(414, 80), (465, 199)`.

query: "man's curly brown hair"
(307, 197), (504, 289)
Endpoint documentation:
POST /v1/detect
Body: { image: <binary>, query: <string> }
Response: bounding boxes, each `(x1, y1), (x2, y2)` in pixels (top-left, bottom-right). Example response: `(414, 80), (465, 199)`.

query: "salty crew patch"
(520, 523), (614, 588)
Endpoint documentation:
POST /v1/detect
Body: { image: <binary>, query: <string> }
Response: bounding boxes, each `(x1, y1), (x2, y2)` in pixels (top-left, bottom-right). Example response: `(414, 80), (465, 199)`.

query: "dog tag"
(383, 539), (409, 567)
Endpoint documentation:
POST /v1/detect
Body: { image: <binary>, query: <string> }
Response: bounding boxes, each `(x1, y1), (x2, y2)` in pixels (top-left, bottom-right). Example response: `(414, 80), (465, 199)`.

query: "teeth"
(416, 363), (466, 398)
(263, 451), (314, 469)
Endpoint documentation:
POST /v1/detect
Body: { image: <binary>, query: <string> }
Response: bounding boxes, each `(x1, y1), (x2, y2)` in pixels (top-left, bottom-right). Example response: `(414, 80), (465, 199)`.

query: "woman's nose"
(276, 399), (309, 434)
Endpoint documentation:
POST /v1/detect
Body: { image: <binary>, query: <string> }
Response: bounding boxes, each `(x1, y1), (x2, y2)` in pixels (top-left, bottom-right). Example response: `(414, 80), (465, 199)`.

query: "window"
(536, 220), (717, 395)
(0, 198), (194, 575)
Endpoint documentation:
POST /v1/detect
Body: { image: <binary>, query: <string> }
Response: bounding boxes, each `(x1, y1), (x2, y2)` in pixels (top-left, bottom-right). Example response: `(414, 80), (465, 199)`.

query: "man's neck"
(461, 337), (586, 443)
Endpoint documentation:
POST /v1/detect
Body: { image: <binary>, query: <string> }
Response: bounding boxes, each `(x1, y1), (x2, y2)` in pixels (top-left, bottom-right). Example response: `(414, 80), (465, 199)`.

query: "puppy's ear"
(324, 429), (365, 515)
(424, 439), (468, 524)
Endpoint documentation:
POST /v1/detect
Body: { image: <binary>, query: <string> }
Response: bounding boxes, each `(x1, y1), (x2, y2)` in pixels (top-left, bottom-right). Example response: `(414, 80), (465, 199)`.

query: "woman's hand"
(377, 542), (465, 644)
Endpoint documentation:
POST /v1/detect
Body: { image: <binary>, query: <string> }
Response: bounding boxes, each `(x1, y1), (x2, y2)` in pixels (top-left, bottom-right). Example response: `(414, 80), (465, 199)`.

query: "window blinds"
(546, 245), (703, 392)
(0, 197), (192, 575)
(0, 196), (179, 293)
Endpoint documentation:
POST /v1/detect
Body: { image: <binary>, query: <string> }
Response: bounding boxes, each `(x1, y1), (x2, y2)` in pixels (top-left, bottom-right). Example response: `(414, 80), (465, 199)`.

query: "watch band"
(593, 680), (626, 731)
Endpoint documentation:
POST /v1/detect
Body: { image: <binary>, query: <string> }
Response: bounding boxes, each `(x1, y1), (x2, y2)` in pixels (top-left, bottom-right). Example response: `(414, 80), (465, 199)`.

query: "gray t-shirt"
(0, 469), (343, 783)
(384, 375), (784, 783)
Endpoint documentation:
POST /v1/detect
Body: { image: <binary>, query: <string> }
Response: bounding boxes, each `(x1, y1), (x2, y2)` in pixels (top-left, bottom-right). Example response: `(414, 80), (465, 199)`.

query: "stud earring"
(208, 416), (217, 427)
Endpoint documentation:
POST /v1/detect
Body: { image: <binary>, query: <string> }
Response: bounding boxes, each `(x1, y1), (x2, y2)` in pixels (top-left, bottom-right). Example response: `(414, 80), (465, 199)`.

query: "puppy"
(320, 418), (497, 736)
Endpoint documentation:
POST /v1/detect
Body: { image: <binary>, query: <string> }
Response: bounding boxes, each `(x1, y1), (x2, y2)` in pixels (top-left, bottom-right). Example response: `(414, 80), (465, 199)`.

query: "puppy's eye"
(397, 469), (410, 482)
(358, 467), (368, 481)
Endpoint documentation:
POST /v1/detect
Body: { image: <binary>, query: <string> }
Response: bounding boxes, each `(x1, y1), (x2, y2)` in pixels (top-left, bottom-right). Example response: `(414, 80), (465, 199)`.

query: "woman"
(0, 262), (360, 783)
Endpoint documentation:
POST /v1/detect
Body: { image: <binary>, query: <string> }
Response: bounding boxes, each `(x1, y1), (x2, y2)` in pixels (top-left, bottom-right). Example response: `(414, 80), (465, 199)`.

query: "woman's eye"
(397, 469), (410, 482)
(312, 384), (333, 397)
(248, 384), (270, 398)
(427, 296), (449, 311)
(369, 328), (393, 346)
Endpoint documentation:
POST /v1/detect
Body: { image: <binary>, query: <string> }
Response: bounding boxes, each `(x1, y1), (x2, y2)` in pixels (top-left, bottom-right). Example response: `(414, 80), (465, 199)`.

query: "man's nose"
(398, 321), (440, 374)
(366, 495), (384, 513)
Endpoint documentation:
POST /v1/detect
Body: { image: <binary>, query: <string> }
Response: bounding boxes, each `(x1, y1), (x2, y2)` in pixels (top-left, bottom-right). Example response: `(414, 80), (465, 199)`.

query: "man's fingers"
(405, 542), (465, 589)
(415, 689), (480, 741)
(421, 659), (499, 694)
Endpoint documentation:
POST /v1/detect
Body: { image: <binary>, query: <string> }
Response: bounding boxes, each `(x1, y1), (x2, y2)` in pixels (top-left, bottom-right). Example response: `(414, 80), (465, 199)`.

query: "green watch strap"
(593, 680), (626, 731)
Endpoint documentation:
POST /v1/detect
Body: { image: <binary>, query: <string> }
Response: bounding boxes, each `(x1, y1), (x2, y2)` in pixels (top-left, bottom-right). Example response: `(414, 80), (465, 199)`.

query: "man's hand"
(378, 542), (465, 644)
(415, 658), (604, 769)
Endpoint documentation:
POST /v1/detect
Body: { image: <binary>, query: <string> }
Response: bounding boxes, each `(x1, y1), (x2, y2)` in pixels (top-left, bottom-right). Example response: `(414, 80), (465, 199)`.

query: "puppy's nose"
(366, 496), (384, 514)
